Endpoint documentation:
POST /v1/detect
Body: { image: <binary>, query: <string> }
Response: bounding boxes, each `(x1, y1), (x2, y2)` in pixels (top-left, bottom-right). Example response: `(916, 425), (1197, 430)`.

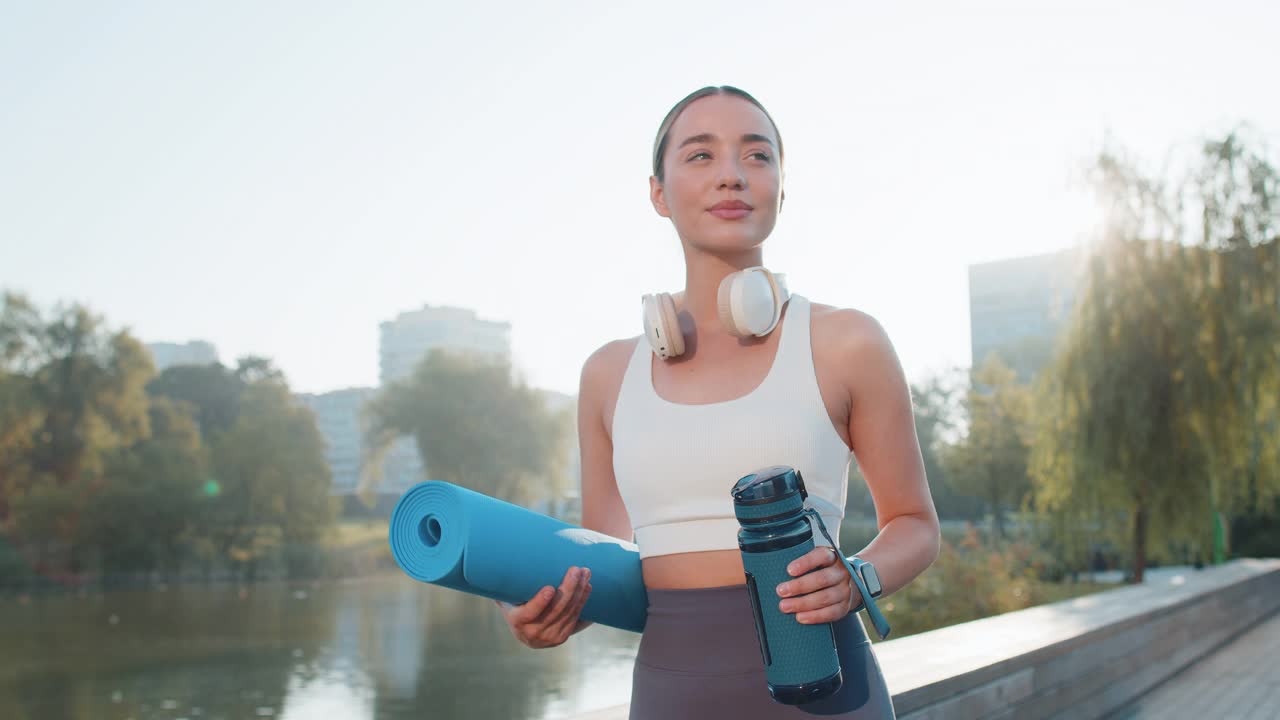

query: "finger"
(778, 564), (846, 599)
(538, 567), (583, 625)
(785, 547), (839, 579)
(553, 575), (592, 634)
(513, 586), (556, 624)
(569, 569), (592, 614)
(795, 602), (847, 625)
(566, 569), (592, 617)
(779, 583), (845, 616)
(543, 571), (588, 642)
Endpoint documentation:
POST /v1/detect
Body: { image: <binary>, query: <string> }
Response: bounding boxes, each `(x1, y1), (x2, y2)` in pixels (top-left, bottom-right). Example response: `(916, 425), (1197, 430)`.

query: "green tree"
(146, 363), (243, 436)
(361, 349), (571, 506)
(0, 293), (154, 540)
(943, 356), (1034, 537)
(201, 372), (335, 578)
(87, 396), (207, 577)
(1, 293), (337, 582)
(912, 369), (985, 520)
(1032, 149), (1210, 582)
(0, 371), (40, 522)
(1190, 130), (1280, 549)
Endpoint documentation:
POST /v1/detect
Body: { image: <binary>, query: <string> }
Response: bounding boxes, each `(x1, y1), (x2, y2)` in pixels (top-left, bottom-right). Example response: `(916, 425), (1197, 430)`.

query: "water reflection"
(0, 575), (640, 720)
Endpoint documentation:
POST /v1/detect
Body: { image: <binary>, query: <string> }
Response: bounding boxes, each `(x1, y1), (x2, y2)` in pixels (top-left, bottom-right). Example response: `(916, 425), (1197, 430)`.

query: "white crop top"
(611, 295), (853, 559)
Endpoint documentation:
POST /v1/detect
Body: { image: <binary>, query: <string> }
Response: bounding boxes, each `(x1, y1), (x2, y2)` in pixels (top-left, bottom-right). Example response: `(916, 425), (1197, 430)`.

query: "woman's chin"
(682, 225), (771, 255)
(692, 235), (768, 256)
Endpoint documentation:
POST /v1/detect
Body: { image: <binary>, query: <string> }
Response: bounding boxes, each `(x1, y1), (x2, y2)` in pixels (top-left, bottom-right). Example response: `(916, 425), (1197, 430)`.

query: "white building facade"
(968, 248), (1086, 382)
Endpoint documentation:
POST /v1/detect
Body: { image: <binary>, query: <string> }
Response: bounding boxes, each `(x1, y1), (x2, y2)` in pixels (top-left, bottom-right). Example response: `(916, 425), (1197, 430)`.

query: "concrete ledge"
(884, 559), (1280, 719)
(568, 558), (1280, 719)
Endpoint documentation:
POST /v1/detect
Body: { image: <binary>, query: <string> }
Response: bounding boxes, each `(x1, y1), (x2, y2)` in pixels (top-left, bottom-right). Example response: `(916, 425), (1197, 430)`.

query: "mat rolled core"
(389, 480), (648, 633)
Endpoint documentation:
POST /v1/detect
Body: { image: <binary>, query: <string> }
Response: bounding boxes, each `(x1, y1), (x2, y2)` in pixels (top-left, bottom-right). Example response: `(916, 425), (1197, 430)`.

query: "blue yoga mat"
(389, 480), (648, 633)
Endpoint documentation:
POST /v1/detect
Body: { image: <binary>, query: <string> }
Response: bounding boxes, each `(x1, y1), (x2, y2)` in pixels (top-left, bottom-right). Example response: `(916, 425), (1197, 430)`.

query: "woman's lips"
(709, 207), (752, 220)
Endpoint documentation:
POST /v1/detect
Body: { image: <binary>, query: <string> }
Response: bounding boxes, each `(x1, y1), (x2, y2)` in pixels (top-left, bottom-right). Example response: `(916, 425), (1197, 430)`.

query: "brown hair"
(651, 86), (784, 183)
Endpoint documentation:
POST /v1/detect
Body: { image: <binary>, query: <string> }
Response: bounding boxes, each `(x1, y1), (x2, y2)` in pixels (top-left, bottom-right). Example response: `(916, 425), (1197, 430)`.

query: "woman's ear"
(780, 187), (786, 214)
(650, 175), (672, 218)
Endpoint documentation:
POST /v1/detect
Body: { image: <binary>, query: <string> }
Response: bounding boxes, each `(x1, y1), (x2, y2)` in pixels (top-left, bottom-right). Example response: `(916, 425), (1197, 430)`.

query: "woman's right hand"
(495, 566), (594, 649)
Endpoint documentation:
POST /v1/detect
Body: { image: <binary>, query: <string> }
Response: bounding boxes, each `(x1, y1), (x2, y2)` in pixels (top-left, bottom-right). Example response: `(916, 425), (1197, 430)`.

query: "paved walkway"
(1110, 610), (1280, 719)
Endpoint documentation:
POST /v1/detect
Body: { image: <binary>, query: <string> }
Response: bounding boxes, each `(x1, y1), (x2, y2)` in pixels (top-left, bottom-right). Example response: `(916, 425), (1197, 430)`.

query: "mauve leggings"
(629, 583), (896, 719)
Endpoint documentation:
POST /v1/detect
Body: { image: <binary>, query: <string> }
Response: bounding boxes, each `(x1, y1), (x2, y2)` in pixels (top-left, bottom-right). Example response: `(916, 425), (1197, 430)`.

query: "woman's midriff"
(642, 549), (747, 589)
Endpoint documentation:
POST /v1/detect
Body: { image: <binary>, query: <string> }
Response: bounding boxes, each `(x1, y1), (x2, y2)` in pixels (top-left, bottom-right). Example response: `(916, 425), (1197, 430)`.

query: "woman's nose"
(716, 159), (746, 190)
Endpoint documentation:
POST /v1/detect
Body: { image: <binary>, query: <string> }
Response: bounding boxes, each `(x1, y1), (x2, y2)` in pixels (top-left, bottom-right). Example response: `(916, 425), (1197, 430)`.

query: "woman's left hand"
(776, 546), (862, 624)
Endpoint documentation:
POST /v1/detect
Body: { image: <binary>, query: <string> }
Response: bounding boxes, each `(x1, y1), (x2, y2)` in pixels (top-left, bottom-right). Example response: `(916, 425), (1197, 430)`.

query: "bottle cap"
(731, 465), (808, 506)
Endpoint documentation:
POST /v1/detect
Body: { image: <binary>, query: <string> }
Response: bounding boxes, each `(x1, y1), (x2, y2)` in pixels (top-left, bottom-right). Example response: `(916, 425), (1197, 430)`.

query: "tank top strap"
(614, 333), (657, 416)
(771, 294), (812, 385)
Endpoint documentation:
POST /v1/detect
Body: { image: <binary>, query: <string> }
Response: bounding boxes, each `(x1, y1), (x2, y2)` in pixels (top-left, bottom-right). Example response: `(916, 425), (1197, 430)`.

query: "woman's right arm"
(577, 340), (635, 544)
(496, 340), (634, 649)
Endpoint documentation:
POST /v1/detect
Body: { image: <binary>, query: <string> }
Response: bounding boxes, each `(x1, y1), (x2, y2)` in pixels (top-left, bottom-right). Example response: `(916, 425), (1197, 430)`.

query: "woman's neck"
(676, 246), (764, 336)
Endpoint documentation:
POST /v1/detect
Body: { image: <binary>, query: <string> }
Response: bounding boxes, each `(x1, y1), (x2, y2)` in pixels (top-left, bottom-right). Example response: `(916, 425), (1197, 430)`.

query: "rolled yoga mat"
(389, 480), (648, 633)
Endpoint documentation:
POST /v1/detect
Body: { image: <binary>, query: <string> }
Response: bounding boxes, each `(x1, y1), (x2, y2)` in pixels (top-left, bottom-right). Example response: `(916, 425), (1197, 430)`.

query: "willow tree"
(1033, 152), (1211, 583)
(1190, 130), (1280, 544)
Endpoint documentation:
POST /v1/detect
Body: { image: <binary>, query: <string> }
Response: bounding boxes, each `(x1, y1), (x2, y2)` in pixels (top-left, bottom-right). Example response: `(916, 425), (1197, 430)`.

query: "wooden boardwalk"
(1109, 610), (1280, 719)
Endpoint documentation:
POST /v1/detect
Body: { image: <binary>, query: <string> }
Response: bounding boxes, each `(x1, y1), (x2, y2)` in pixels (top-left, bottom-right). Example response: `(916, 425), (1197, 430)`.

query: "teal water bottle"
(732, 465), (891, 706)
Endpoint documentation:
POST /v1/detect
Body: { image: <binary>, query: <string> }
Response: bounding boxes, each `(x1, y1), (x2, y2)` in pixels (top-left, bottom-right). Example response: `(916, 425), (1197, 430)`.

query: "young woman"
(497, 86), (940, 719)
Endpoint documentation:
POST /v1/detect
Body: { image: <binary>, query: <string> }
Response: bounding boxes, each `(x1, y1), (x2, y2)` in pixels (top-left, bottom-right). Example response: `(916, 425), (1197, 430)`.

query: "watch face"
(861, 564), (882, 598)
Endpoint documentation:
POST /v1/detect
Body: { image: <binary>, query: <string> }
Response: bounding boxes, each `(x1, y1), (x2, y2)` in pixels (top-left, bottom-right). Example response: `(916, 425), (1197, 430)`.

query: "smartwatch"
(850, 556), (882, 600)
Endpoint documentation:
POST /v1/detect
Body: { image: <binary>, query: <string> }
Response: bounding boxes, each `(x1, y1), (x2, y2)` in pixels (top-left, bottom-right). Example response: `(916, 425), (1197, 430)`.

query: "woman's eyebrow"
(741, 133), (775, 147)
(676, 133), (776, 150)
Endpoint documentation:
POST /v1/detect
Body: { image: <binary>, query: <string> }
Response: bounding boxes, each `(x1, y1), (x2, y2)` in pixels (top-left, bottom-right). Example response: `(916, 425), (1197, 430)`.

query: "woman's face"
(651, 94), (783, 255)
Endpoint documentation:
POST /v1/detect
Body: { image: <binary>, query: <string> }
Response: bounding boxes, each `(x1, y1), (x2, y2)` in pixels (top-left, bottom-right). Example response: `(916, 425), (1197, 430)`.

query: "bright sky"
(3, 1), (1277, 396)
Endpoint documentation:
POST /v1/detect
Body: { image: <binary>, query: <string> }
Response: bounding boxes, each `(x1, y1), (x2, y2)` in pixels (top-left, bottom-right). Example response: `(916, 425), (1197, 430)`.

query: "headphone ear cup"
(717, 272), (750, 337)
(761, 270), (786, 333)
(720, 268), (782, 337)
(642, 294), (664, 358)
(657, 293), (685, 357)
(644, 293), (685, 358)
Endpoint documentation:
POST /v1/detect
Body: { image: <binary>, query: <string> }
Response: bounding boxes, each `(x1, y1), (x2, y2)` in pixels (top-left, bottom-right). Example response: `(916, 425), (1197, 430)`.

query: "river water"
(0, 574), (640, 720)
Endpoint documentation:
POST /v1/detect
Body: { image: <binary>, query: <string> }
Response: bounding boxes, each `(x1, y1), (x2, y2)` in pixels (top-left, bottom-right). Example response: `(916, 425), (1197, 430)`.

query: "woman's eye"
(749, 151), (772, 162)
(688, 151), (711, 161)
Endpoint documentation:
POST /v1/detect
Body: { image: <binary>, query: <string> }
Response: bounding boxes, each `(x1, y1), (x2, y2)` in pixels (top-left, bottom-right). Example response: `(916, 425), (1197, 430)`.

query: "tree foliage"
(0, 293), (334, 584)
(202, 375), (335, 573)
(1031, 130), (1280, 581)
(943, 356), (1034, 537)
(361, 349), (571, 506)
(0, 293), (153, 495)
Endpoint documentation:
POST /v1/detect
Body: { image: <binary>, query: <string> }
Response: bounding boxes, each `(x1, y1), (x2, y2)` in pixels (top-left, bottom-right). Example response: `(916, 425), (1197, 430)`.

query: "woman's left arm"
(776, 310), (941, 625)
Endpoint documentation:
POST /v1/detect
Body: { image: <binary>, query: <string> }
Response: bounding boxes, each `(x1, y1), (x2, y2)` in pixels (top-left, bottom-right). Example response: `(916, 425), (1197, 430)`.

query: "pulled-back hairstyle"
(651, 86), (784, 183)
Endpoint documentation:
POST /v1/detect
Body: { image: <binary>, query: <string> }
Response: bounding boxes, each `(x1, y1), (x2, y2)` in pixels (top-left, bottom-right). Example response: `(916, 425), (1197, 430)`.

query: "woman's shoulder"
(578, 335), (643, 413)
(806, 299), (892, 351)
(805, 299), (901, 383)
(582, 335), (642, 380)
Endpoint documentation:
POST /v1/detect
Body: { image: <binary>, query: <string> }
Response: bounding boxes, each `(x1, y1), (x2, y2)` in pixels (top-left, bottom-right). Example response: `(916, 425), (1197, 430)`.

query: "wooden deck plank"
(1111, 610), (1280, 719)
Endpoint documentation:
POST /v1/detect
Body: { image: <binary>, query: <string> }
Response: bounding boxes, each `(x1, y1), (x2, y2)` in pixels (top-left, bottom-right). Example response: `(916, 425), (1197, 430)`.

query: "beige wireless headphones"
(642, 267), (790, 359)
